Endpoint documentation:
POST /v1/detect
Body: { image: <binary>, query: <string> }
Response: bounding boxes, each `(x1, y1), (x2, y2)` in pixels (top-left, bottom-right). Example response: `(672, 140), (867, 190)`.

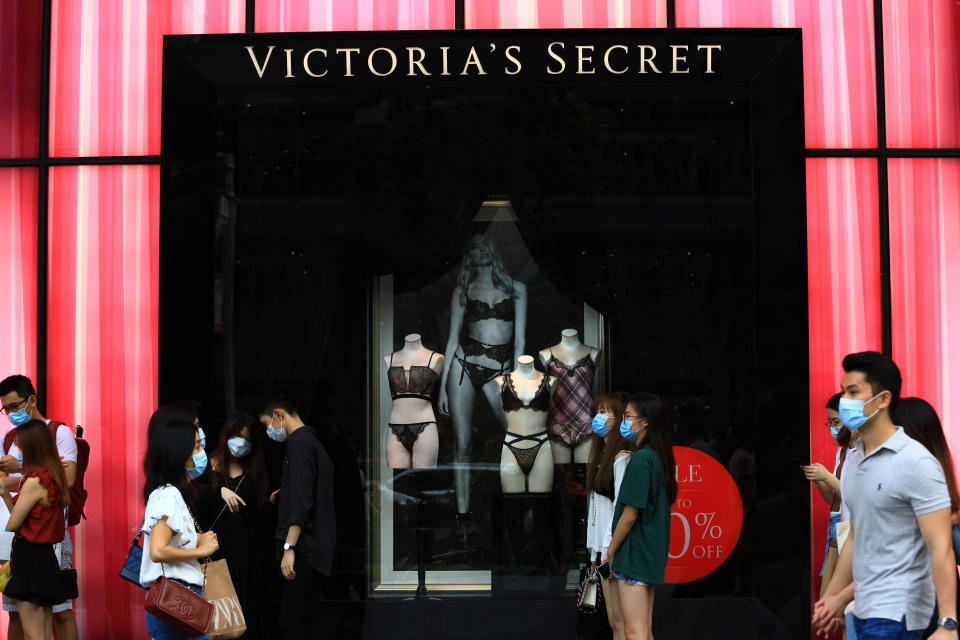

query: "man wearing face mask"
(0, 375), (79, 640)
(813, 352), (957, 640)
(259, 387), (336, 640)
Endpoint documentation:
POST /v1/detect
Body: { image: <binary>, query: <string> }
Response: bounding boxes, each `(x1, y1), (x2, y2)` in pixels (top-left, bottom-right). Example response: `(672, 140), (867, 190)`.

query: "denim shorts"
(145, 581), (210, 640)
(613, 571), (649, 586)
(852, 616), (923, 640)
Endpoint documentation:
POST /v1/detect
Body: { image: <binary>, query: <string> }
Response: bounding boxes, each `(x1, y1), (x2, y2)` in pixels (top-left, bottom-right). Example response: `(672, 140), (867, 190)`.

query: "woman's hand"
(438, 387), (450, 416)
(220, 487), (247, 513)
(802, 463), (831, 483)
(270, 489), (280, 504)
(196, 531), (219, 557)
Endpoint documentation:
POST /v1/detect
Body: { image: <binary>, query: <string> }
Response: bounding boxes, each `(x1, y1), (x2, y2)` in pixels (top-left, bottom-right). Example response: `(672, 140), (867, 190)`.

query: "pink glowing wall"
(0, 1), (958, 637)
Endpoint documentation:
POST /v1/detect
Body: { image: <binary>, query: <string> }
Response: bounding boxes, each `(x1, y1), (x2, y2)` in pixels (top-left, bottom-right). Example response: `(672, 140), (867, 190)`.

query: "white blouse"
(586, 452), (632, 561)
(139, 485), (205, 589)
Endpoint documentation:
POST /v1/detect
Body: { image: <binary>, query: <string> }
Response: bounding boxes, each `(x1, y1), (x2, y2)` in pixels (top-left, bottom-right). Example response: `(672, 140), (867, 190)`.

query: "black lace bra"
(464, 297), (514, 323)
(500, 373), (551, 413)
(388, 352), (439, 401)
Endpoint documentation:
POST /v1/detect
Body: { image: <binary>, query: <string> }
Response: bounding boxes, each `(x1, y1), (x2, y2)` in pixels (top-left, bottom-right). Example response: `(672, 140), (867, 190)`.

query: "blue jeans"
(853, 616), (923, 640)
(145, 582), (210, 640)
(846, 613), (859, 640)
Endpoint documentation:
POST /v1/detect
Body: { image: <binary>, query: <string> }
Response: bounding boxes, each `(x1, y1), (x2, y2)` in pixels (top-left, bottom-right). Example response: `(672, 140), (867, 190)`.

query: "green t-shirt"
(610, 446), (671, 584)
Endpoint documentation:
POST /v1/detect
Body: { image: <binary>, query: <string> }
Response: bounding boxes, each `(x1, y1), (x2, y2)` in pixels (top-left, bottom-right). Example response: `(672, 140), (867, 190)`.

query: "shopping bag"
(0, 561), (10, 593)
(203, 559), (246, 639)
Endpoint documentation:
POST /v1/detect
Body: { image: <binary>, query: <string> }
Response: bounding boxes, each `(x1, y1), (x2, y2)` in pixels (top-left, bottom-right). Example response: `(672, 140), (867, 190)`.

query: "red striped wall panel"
(47, 165), (160, 638)
(465, 0), (666, 28)
(0, 0), (42, 158)
(255, 0), (455, 31)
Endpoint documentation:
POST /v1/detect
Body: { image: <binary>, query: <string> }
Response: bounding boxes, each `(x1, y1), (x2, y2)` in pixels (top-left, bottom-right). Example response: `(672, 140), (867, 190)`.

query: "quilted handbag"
(577, 564), (601, 613)
(144, 573), (213, 637)
(119, 526), (145, 588)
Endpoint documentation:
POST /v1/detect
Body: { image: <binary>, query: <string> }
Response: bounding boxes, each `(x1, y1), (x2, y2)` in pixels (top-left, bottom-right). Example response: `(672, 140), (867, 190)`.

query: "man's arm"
(918, 507), (958, 638)
(812, 521), (854, 633)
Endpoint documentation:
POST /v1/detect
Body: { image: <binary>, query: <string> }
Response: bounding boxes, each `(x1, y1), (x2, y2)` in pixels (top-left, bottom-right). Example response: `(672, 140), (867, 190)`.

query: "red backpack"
(3, 421), (89, 526)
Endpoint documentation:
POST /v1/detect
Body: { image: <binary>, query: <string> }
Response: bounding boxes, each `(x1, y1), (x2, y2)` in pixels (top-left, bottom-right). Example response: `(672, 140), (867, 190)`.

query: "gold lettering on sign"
(603, 45), (629, 74)
(504, 45), (522, 75)
(671, 45), (689, 74)
(440, 46), (451, 76)
(407, 47), (430, 76)
(284, 48), (295, 78)
(460, 46), (486, 75)
(303, 48), (327, 77)
(576, 45), (595, 75)
(368, 47), (397, 77)
(245, 45), (275, 78)
(547, 41), (565, 75)
(637, 45), (661, 74)
(336, 48), (360, 77)
(697, 44), (721, 73)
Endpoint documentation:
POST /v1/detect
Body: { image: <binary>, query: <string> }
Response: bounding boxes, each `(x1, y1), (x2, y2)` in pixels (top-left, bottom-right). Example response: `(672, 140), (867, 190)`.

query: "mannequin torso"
(383, 334), (443, 469)
(539, 329), (600, 464)
(495, 356), (556, 493)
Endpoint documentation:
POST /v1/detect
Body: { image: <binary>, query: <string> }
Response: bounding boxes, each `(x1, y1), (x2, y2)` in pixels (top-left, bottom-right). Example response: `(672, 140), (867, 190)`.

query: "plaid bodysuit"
(545, 350), (597, 447)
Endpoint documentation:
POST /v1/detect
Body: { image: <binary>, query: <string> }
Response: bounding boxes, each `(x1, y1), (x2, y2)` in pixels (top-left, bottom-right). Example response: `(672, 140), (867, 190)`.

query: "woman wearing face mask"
(584, 392), (636, 640)
(802, 392), (858, 601)
(140, 414), (219, 640)
(606, 392), (677, 640)
(208, 412), (274, 640)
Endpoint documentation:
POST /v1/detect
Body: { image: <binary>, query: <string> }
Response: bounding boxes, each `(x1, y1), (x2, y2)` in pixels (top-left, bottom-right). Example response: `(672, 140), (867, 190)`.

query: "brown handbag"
(144, 504), (213, 636)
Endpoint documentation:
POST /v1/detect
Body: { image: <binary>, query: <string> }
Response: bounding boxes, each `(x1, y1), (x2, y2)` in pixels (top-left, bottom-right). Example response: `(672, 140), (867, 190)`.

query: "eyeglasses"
(824, 420), (843, 428)
(0, 396), (30, 415)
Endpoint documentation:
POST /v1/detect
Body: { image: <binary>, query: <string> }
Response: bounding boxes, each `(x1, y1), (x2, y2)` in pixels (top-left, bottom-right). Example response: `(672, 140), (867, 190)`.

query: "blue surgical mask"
(829, 425), (841, 441)
(186, 449), (207, 480)
(227, 437), (251, 458)
(620, 419), (638, 442)
(591, 414), (610, 437)
(198, 427), (206, 449)
(266, 415), (287, 443)
(7, 403), (30, 427)
(838, 393), (882, 431)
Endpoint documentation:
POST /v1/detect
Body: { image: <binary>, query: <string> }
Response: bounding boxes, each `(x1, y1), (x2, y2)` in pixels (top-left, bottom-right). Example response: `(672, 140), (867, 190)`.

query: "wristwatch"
(283, 542), (296, 552)
(938, 617), (958, 631)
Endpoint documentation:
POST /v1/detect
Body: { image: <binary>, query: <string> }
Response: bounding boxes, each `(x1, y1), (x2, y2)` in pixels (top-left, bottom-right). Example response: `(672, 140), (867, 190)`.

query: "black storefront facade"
(159, 29), (808, 639)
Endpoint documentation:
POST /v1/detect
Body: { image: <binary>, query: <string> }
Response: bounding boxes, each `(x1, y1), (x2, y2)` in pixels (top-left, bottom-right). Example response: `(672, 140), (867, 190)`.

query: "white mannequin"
(495, 355), (557, 493)
(383, 334), (444, 469)
(539, 329), (600, 464)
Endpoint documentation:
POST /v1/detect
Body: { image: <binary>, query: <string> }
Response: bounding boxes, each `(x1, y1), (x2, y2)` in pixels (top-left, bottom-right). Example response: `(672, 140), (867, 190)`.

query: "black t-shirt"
(276, 426), (337, 576)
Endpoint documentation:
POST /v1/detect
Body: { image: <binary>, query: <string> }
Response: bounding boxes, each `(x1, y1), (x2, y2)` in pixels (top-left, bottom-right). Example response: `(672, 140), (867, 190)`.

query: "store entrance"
(160, 28), (808, 639)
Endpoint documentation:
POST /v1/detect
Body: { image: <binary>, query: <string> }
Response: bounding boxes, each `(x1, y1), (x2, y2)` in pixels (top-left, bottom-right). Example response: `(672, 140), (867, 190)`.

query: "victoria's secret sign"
(243, 40), (722, 81)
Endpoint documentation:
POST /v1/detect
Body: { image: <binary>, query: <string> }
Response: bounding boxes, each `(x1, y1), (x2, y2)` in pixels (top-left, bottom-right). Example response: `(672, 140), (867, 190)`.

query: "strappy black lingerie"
(387, 352), (439, 454)
(387, 352), (439, 401)
(388, 422), (435, 454)
(501, 374), (552, 492)
(456, 296), (516, 390)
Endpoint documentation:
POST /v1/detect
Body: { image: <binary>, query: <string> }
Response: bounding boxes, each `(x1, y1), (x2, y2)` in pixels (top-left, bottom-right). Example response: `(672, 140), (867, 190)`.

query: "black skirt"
(5, 538), (62, 606)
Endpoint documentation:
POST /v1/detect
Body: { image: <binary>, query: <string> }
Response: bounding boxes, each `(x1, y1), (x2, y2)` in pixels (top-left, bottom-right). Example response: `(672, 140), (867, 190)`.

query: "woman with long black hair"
(140, 414), (219, 639)
(208, 412), (275, 639)
(606, 392), (677, 640)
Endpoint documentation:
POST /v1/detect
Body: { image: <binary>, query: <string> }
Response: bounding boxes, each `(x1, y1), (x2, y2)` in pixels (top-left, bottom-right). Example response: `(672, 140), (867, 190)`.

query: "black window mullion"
(36, 0), (51, 411)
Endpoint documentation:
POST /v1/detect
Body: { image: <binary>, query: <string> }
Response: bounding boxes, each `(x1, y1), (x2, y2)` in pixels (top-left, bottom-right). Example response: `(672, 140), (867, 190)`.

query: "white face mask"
(265, 413), (287, 443)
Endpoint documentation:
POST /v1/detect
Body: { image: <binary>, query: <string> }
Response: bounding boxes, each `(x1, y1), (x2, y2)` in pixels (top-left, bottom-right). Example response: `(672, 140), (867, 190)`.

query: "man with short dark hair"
(813, 351), (957, 640)
(0, 375), (79, 640)
(259, 387), (336, 640)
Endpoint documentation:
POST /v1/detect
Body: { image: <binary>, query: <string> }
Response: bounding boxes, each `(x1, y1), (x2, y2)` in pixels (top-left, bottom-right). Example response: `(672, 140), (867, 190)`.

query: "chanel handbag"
(577, 564), (600, 612)
(144, 572), (213, 637)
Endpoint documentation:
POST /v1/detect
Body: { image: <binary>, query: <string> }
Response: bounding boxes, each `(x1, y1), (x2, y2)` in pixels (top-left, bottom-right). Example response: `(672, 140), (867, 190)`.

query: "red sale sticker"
(665, 446), (744, 584)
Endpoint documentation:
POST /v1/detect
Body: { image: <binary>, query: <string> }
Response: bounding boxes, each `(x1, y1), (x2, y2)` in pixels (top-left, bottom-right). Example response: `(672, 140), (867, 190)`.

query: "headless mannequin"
(539, 329), (600, 464)
(383, 334), (443, 469)
(495, 356), (557, 493)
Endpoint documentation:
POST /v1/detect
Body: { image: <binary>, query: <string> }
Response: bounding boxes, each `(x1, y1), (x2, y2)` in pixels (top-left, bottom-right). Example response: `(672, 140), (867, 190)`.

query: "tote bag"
(204, 559), (246, 639)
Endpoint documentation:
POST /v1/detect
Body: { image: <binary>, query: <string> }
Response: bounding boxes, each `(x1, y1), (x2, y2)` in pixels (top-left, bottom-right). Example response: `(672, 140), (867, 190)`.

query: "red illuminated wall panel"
(255, 0), (454, 31)
(805, 157), (882, 599)
(466, 0), (665, 28)
(47, 165), (160, 638)
(0, 0), (42, 158)
(883, 0), (960, 148)
(0, 169), (38, 395)
(890, 158), (960, 447)
(49, 0), (245, 158)
(676, 0), (878, 149)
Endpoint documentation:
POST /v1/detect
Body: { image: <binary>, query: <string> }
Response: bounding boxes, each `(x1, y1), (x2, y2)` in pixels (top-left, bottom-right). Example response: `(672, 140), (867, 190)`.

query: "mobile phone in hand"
(596, 561), (611, 581)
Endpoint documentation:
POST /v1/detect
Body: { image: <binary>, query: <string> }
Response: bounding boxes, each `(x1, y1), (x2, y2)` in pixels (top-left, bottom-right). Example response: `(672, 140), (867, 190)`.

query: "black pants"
(279, 553), (328, 640)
